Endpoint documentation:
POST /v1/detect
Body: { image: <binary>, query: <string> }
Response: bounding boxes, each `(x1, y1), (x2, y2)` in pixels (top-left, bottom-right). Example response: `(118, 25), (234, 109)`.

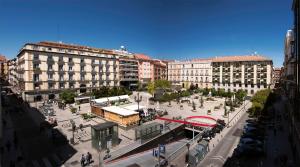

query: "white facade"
(168, 59), (212, 89)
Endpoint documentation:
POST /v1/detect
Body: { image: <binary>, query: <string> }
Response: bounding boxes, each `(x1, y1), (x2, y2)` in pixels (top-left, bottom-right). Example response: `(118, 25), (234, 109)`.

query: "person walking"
(86, 152), (92, 164)
(81, 154), (86, 167)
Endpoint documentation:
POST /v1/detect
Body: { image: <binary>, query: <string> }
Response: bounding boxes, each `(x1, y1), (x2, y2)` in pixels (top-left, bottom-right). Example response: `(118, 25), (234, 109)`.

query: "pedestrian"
(86, 152), (92, 164)
(81, 154), (86, 167)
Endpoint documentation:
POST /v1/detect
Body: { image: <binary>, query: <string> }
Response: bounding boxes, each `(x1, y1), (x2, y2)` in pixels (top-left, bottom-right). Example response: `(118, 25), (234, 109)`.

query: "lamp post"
(134, 92), (142, 125)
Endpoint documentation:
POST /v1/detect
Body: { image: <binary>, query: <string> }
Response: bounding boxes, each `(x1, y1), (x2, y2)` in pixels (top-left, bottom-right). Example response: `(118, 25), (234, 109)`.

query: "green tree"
(154, 80), (171, 89)
(236, 90), (247, 103)
(59, 90), (77, 104)
(147, 82), (155, 97)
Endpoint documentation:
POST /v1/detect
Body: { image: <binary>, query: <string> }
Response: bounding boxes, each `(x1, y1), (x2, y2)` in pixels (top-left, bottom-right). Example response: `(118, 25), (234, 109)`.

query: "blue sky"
(0, 0), (293, 67)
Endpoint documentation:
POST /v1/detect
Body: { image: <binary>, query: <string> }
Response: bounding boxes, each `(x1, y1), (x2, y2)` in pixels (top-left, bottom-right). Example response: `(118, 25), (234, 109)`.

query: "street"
(198, 111), (248, 167)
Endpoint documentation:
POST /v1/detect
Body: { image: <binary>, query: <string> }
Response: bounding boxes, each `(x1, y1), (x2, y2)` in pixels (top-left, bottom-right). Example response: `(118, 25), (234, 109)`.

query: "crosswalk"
(18, 153), (64, 167)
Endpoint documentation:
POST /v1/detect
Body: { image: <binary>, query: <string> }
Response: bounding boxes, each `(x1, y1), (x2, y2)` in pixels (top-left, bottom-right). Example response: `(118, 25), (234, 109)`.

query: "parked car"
(217, 119), (226, 126)
(234, 145), (264, 157)
(241, 132), (265, 141)
(239, 138), (263, 147)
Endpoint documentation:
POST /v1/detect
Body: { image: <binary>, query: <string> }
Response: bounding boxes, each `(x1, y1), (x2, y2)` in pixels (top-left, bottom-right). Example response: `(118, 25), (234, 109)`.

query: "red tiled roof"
(0, 55), (6, 62)
(212, 55), (271, 62)
(134, 54), (151, 60)
(29, 41), (114, 54)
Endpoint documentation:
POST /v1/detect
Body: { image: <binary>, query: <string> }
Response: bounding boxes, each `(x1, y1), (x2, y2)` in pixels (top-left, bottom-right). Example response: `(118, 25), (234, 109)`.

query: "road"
(198, 112), (248, 167)
(106, 138), (190, 167)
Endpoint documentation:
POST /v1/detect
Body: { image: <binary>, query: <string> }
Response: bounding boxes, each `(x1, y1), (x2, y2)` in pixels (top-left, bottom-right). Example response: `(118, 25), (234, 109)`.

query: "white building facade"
(212, 55), (273, 94)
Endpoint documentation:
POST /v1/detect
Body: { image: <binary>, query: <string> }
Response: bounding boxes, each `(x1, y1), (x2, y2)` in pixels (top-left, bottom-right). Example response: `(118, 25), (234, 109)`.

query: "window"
(48, 83), (53, 89)
(69, 58), (72, 62)
(69, 83), (74, 88)
(59, 83), (64, 88)
(92, 75), (95, 80)
(48, 47), (52, 51)
(48, 65), (53, 70)
(48, 74), (53, 79)
(69, 66), (73, 71)
(81, 59), (84, 63)
(33, 74), (39, 81)
(80, 66), (85, 72)
(59, 65), (63, 71)
(59, 75), (64, 81)
(33, 54), (39, 59)
(33, 64), (39, 69)
(81, 75), (85, 81)
(191, 64), (193, 68)
(69, 75), (73, 80)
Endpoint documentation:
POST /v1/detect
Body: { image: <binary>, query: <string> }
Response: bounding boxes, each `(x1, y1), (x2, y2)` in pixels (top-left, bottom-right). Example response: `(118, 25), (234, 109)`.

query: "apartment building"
(212, 55), (273, 94)
(8, 58), (17, 87)
(16, 41), (119, 102)
(152, 59), (167, 81)
(0, 55), (8, 80)
(135, 54), (152, 84)
(115, 48), (139, 90)
(168, 59), (212, 89)
(282, 30), (296, 99)
(272, 67), (282, 88)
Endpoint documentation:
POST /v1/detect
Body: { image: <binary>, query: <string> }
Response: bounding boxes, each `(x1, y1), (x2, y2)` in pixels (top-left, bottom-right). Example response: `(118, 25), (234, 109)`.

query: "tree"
(147, 82), (155, 97)
(154, 80), (171, 89)
(59, 90), (77, 104)
(236, 90), (247, 103)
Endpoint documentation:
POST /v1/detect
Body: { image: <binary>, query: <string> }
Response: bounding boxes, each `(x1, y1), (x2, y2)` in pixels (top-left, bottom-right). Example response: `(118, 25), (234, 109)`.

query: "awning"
(102, 106), (139, 116)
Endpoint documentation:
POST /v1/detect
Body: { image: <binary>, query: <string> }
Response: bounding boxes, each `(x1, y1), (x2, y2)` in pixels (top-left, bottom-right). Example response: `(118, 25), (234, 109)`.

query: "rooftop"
(26, 41), (115, 54)
(212, 55), (271, 62)
(91, 122), (118, 130)
(134, 54), (151, 60)
(102, 106), (139, 116)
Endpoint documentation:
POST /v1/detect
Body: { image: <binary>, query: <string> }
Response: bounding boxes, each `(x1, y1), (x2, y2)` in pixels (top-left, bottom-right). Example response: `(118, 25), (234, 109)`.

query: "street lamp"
(134, 92), (142, 125)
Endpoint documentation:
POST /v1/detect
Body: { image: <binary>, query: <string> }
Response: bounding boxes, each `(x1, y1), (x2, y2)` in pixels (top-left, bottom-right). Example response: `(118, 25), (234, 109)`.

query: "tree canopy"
(59, 90), (77, 104)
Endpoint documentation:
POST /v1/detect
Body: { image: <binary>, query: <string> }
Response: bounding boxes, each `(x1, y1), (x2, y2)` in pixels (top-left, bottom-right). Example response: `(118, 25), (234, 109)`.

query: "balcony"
(17, 68), (25, 74)
(68, 70), (75, 75)
(47, 58), (55, 64)
(47, 78), (55, 83)
(32, 59), (41, 64)
(91, 70), (97, 74)
(34, 79), (42, 84)
(68, 61), (74, 66)
(47, 69), (55, 74)
(58, 59), (64, 65)
(58, 70), (65, 74)
(69, 79), (75, 83)
(80, 61), (86, 66)
(59, 79), (66, 83)
(80, 71), (86, 75)
(33, 68), (42, 74)
(79, 79), (88, 83)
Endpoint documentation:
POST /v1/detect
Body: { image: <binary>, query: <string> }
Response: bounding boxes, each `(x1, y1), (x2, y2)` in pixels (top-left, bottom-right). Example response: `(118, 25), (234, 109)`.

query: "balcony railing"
(80, 61), (86, 66)
(58, 59), (64, 65)
(68, 61), (74, 66)
(33, 68), (42, 74)
(80, 71), (86, 75)
(47, 69), (55, 74)
(68, 70), (75, 74)
(32, 59), (41, 64)
(47, 58), (55, 64)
